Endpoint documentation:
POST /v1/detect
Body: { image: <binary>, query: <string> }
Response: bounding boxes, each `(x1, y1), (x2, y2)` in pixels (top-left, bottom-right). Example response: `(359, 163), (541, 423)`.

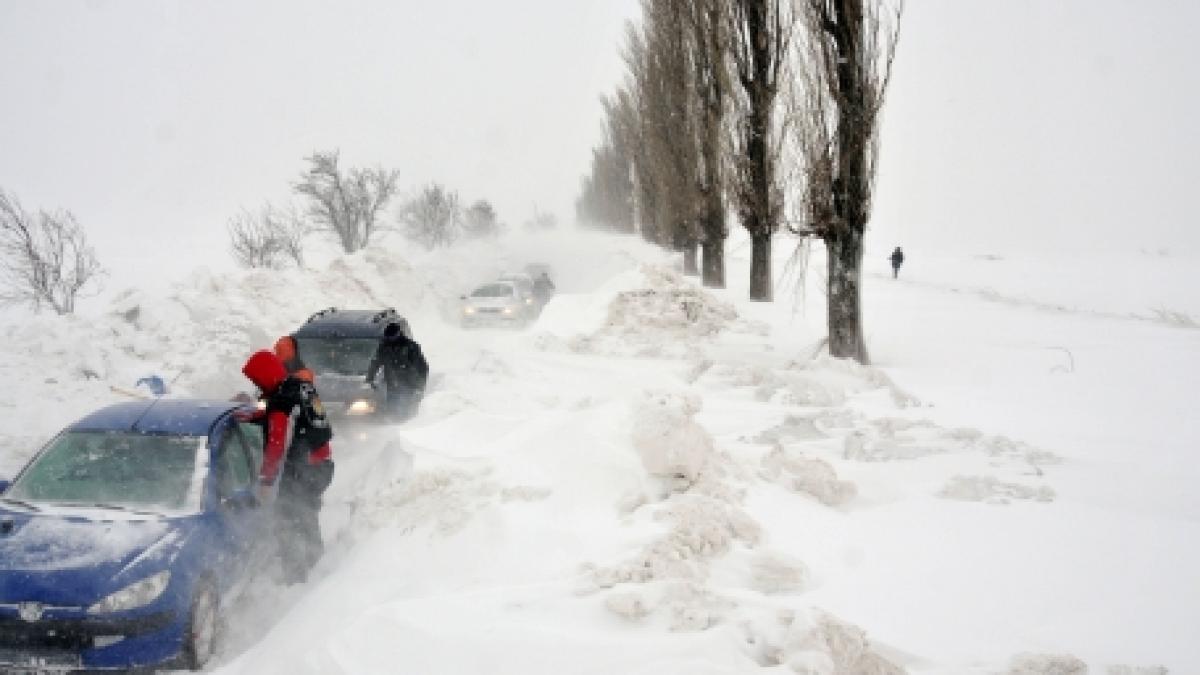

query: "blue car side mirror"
(0, 479), (9, 494)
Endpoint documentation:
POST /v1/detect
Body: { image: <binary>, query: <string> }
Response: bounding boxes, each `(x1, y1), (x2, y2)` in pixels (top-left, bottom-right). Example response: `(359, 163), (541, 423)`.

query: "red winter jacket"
(241, 350), (331, 485)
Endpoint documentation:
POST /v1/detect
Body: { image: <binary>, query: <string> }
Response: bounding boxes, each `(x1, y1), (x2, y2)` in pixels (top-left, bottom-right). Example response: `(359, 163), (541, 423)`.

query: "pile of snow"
(630, 391), (715, 487)
(576, 386), (900, 673)
(760, 448), (857, 507)
(562, 266), (744, 359)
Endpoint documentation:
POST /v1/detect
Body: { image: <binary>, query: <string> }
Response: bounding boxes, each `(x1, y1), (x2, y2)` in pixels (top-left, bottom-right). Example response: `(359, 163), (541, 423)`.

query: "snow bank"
(562, 266), (743, 359)
(1008, 653), (1089, 675)
(5, 225), (1195, 674)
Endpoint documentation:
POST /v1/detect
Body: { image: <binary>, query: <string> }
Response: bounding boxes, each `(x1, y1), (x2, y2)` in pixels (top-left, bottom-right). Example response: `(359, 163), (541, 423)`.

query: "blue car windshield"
(6, 431), (207, 513)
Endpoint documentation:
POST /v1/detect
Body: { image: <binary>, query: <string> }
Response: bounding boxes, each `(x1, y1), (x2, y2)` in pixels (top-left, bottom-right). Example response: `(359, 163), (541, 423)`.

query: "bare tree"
(227, 204), (307, 269)
(463, 200), (502, 239)
(789, 0), (902, 363)
(228, 210), (283, 269)
(0, 189), (104, 315)
(633, 0), (706, 273)
(524, 209), (558, 231)
(265, 204), (308, 267)
(401, 183), (462, 249)
(576, 89), (637, 234)
(685, 0), (733, 288)
(729, 0), (795, 301)
(293, 150), (399, 253)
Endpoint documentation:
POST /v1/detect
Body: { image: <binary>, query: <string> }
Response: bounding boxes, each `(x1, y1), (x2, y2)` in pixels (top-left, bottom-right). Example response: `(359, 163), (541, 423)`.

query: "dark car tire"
(183, 581), (219, 670)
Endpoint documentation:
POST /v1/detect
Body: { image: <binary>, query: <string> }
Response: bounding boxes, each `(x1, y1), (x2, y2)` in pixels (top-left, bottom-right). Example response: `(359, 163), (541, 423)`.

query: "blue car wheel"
(182, 581), (218, 670)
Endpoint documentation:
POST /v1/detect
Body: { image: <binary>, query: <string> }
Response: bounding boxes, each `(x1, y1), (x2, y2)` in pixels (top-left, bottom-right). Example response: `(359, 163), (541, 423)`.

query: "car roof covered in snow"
(293, 308), (411, 339)
(69, 399), (245, 436)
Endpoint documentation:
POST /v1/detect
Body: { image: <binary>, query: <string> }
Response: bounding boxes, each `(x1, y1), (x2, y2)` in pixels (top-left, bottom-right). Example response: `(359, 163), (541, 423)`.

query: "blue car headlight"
(87, 571), (171, 614)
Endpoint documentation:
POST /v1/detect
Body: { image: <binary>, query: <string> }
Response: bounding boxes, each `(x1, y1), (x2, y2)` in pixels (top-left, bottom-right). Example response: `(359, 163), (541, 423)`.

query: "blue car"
(0, 399), (270, 671)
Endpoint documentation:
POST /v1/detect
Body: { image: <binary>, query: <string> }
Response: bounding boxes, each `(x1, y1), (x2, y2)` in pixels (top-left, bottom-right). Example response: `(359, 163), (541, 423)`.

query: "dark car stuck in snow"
(0, 398), (269, 671)
(290, 307), (426, 418)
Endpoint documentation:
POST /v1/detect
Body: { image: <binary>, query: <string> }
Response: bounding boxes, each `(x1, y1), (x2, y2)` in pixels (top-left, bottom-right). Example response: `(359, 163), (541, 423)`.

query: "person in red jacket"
(241, 350), (334, 584)
(273, 335), (316, 383)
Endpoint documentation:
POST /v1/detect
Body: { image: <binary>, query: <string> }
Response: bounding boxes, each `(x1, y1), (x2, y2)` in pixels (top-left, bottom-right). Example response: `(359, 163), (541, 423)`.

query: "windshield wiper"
(63, 503), (160, 517)
(0, 496), (41, 512)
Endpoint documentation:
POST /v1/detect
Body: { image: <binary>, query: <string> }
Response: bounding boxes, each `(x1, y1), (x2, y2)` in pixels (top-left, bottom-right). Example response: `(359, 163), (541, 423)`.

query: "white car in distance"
(497, 272), (536, 305)
(461, 281), (532, 327)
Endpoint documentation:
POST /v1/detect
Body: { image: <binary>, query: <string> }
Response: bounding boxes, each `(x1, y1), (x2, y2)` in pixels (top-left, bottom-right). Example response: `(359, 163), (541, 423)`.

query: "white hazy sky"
(1, 0), (1197, 294)
(872, 0), (1200, 257)
(0, 0), (641, 288)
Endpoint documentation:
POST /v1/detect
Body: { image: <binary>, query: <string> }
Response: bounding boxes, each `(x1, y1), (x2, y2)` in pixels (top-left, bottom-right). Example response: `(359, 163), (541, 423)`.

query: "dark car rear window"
(471, 284), (514, 298)
(296, 337), (378, 376)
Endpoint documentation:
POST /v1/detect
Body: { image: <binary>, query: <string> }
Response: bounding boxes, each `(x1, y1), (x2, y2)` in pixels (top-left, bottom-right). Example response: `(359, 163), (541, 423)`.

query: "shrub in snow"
(938, 475), (1055, 504)
(760, 447), (857, 507)
(1007, 653), (1088, 675)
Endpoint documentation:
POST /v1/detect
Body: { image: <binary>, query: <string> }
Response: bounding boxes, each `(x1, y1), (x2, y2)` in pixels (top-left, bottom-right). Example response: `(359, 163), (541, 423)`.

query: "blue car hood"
(0, 505), (189, 606)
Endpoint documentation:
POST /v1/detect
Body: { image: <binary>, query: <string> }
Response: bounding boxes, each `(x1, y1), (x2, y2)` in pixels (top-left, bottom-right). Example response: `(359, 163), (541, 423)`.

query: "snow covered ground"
(1, 229), (1196, 674)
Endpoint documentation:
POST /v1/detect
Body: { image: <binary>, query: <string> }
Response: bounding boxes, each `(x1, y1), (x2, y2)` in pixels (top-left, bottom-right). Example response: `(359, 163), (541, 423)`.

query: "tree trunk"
(825, 232), (868, 363)
(701, 239), (725, 288)
(700, 198), (726, 288)
(749, 232), (772, 301)
(823, 0), (870, 364)
(682, 241), (699, 276)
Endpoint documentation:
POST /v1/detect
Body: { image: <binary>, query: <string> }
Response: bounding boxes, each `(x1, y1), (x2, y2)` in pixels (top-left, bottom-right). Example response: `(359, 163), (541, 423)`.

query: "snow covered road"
(2, 233), (1195, 674)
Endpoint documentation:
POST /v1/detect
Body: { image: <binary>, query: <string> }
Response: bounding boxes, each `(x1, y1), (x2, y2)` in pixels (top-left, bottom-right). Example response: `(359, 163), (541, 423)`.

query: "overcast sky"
(0, 0), (641, 289)
(1, 0), (1197, 295)
(872, 0), (1200, 256)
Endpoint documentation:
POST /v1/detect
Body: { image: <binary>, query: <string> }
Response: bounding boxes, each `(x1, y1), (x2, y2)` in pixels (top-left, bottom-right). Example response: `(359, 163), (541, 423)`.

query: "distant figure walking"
(890, 246), (904, 279)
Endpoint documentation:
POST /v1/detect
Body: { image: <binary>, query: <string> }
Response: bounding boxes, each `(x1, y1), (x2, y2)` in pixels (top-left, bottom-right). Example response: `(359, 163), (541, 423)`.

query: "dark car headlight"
(87, 571), (171, 614)
(347, 400), (376, 415)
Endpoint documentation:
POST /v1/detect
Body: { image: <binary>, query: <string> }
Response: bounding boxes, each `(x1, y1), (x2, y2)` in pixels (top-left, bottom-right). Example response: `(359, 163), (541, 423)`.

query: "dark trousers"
(382, 376), (422, 420)
(276, 459), (334, 583)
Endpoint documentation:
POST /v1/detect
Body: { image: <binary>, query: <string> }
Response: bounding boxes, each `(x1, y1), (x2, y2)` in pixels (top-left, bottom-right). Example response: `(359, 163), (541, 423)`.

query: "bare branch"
(293, 150), (400, 253)
(227, 203), (308, 269)
(0, 189), (104, 314)
(400, 183), (462, 250)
